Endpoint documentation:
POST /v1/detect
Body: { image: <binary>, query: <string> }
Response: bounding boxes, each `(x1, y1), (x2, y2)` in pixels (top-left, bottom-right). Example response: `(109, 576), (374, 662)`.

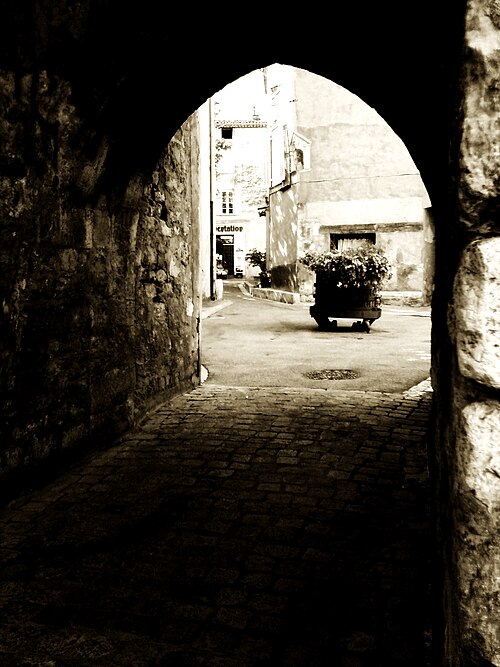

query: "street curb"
(201, 300), (233, 319)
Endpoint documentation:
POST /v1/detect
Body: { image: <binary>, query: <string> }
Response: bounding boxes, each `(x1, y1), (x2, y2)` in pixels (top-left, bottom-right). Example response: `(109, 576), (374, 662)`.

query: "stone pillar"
(442, 2), (500, 663)
(449, 239), (500, 664)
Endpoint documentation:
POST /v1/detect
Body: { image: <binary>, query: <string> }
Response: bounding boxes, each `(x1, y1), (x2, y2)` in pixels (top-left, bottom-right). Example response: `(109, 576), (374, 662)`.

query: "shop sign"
(216, 225), (243, 233)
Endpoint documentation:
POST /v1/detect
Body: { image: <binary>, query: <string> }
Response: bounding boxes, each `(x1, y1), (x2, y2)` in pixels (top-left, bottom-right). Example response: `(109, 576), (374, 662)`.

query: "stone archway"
(1, 1), (499, 664)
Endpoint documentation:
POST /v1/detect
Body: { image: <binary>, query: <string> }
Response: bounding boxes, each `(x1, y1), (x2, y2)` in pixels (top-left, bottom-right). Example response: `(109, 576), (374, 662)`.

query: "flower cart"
(300, 242), (392, 333)
(309, 281), (381, 332)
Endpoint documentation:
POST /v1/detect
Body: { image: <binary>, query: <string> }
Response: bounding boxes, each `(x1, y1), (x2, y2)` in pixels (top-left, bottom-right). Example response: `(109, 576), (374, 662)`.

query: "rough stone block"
(456, 401), (500, 663)
(459, 401), (500, 512)
(453, 238), (500, 388)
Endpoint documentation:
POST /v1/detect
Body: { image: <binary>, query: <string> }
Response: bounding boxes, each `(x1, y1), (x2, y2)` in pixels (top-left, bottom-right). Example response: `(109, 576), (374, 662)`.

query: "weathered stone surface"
(452, 237), (500, 388)
(460, 3), (500, 232)
(458, 401), (500, 511)
(0, 67), (201, 485)
(440, 6), (500, 664)
(456, 401), (500, 664)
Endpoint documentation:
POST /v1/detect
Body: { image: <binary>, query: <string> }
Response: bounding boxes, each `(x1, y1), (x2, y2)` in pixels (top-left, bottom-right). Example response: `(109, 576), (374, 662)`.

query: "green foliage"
(214, 139), (231, 176)
(245, 248), (267, 273)
(299, 242), (392, 289)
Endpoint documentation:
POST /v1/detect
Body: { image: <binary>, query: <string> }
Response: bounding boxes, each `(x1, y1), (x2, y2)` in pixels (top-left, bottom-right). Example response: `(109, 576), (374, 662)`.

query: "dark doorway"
(217, 234), (235, 275)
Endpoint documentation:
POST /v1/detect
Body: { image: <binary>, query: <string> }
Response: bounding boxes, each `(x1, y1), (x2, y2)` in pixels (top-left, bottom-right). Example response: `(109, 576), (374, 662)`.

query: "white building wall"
(267, 65), (431, 294)
(211, 70), (270, 279)
(197, 100), (213, 300)
(306, 197), (426, 229)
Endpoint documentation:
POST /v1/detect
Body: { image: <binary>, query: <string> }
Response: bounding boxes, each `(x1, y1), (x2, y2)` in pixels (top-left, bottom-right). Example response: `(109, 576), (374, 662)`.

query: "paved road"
(0, 282), (433, 666)
(0, 386), (432, 666)
(202, 282), (431, 393)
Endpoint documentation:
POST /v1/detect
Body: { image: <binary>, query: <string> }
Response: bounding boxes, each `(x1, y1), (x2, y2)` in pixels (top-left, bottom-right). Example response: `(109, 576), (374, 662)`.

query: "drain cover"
(305, 369), (360, 380)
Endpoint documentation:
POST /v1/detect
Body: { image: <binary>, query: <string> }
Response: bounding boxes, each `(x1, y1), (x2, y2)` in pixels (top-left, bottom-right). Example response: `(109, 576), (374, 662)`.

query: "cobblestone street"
(0, 384), (432, 666)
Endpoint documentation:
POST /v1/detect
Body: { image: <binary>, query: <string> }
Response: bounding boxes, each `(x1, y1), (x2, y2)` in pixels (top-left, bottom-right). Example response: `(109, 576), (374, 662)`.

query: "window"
(221, 191), (234, 214)
(330, 233), (376, 252)
(221, 127), (233, 139)
(291, 133), (311, 171)
(295, 148), (304, 170)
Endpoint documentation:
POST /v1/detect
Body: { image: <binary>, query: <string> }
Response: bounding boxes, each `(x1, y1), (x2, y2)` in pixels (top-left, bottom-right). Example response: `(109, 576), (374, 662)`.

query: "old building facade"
(264, 64), (434, 300)
(198, 73), (269, 299)
(213, 115), (268, 280)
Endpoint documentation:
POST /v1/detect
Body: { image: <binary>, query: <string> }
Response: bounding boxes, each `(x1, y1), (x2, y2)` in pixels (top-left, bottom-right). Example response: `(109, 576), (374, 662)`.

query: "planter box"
(310, 276), (382, 332)
(259, 273), (272, 288)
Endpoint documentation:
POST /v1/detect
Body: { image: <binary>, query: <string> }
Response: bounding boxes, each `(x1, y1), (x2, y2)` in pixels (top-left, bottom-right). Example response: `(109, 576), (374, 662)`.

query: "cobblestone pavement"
(0, 385), (433, 666)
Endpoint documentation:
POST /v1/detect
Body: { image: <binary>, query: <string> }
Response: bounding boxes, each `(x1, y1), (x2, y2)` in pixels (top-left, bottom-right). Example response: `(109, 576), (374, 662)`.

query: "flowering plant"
(299, 242), (392, 289)
(245, 248), (268, 273)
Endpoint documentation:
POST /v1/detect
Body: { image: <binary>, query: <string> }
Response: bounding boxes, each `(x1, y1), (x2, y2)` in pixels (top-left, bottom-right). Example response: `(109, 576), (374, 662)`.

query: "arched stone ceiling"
(1, 0), (465, 197)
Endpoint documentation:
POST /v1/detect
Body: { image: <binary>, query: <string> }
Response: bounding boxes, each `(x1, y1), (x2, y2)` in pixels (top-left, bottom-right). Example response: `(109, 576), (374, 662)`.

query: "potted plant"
(299, 241), (392, 331)
(245, 248), (272, 288)
(216, 254), (228, 279)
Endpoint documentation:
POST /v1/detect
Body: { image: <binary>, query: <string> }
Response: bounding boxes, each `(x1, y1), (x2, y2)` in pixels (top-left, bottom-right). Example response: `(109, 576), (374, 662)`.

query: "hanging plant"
(214, 138), (231, 177)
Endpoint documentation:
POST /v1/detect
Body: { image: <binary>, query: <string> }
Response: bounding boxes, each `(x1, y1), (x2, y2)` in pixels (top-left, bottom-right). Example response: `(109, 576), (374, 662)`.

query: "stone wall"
(0, 67), (201, 490)
(436, 3), (500, 664)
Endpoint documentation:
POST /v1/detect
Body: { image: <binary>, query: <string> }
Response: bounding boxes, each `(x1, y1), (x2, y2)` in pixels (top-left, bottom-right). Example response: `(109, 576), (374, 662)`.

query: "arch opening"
(194, 64), (433, 397)
(3, 4), (500, 663)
